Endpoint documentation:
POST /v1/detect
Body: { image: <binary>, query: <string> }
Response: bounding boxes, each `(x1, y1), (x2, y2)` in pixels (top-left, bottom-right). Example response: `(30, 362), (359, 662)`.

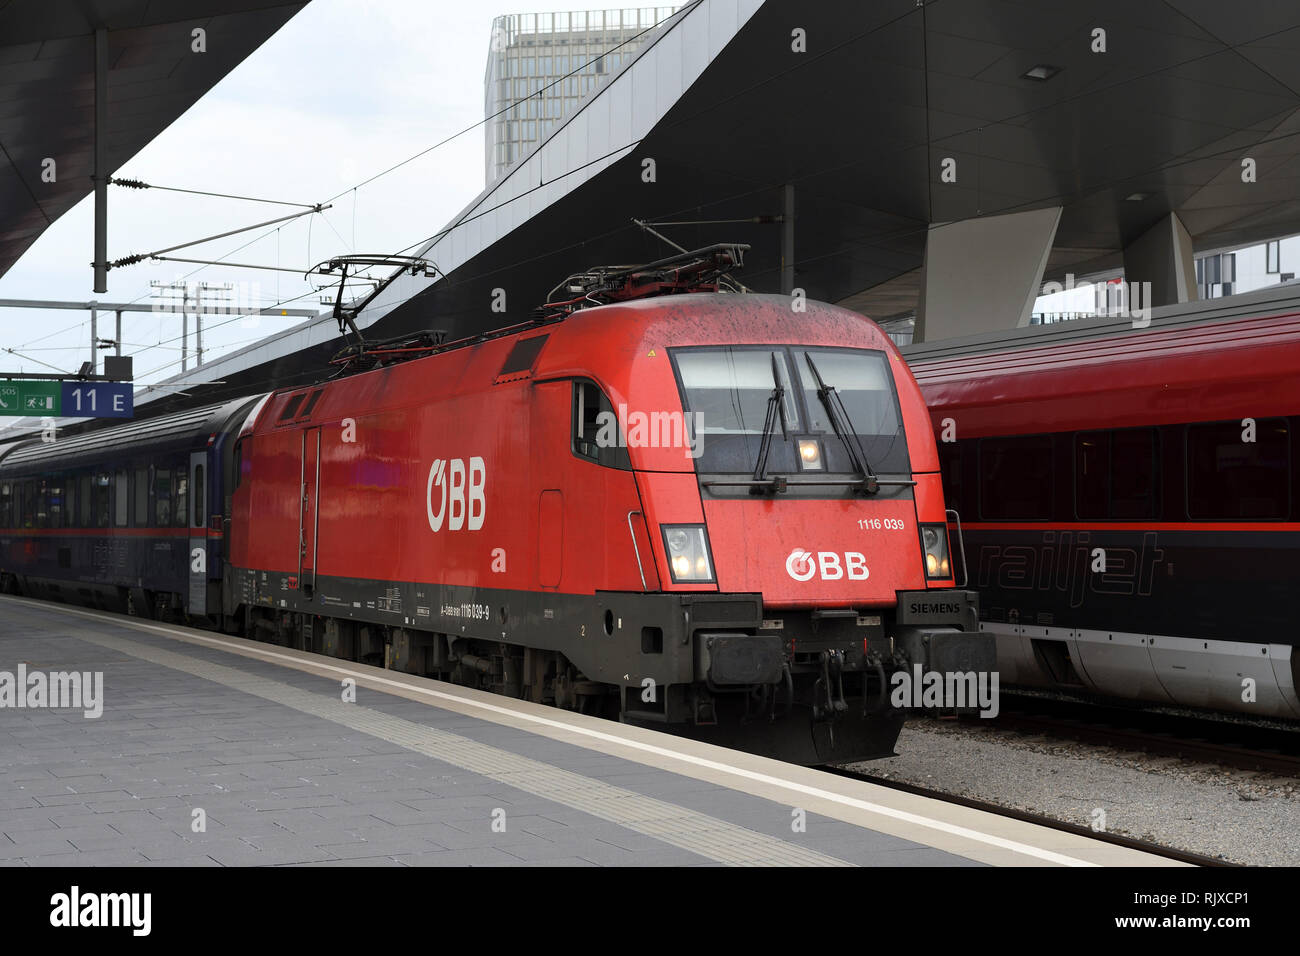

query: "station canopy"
(0, 0), (308, 280)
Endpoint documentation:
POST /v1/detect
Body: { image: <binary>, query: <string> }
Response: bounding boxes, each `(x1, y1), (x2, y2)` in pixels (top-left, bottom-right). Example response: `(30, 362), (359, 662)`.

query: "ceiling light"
(1125, 192), (1150, 202)
(1022, 64), (1060, 81)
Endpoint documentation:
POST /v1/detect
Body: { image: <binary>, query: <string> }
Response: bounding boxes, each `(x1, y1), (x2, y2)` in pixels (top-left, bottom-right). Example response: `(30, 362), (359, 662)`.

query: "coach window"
(1074, 433), (1108, 518)
(979, 436), (1053, 520)
(114, 469), (128, 527)
(1111, 429), (1157, 517)
(49, 479), (64, 529)
(0, 483), (10, 528)
(174, 470), (188, 528)
(92, 473), (111, 528)
(1074, 429), (1157, 519)
(192, 465), (205, 528)
(571, 380), (630, 469)
(64, 476), (75, 527)
(33, 480), (46, 528)
(135, 468), (148, 527)
(79, 474), (91, 527)
(1187, 419), (1290, 520)
(155, 469), (172, 526)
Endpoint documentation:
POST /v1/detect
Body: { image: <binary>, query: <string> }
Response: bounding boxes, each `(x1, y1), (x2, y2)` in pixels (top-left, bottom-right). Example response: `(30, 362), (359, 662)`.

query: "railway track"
(970, 693), (1300, 777)
(817, 763), (1233, 867)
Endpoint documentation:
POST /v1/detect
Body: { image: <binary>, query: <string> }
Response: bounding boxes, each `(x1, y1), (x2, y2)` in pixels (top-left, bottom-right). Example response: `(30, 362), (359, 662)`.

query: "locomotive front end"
(615, 297), (993, 763)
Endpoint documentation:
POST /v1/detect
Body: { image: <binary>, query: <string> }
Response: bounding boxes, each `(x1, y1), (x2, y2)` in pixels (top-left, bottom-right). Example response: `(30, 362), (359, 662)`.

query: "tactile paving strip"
(75, 629), (852, 867)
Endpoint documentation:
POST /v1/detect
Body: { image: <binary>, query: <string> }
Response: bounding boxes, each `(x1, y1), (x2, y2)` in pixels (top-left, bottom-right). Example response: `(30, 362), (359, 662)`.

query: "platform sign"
(0, 381), (133, 418)
(0, 381), (60, 416)
(61, 382), (133, 418)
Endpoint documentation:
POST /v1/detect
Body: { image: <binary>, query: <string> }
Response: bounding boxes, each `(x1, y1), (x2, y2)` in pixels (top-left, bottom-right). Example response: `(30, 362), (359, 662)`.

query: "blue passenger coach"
(0, 398), (258, 622)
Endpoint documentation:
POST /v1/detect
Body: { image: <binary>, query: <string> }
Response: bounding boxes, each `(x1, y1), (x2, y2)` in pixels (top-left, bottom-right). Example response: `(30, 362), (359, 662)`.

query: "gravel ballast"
(846, 717), (1300, 866)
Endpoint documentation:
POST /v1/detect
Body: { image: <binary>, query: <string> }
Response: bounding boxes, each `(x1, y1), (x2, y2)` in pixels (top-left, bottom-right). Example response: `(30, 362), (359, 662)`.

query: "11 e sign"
(60, 382), (133, 419)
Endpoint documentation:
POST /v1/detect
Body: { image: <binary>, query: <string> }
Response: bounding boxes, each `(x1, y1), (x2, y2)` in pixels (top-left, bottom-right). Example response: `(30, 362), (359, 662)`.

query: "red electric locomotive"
(225, 247), (987, 763)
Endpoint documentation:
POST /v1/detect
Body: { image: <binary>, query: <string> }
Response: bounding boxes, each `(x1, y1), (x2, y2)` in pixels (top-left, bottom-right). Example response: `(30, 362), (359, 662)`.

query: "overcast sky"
(0, 0), (617, 435)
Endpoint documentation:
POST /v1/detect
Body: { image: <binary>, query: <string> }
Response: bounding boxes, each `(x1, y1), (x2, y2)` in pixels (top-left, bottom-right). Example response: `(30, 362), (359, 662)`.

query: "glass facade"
(484, 7), (680, 186)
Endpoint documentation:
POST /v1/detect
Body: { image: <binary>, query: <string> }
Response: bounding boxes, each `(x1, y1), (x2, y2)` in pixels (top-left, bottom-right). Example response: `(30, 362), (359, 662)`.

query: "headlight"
(661, 524), (715, 583)
(920, 522), (952, 580)
(797, 438), (823, 470)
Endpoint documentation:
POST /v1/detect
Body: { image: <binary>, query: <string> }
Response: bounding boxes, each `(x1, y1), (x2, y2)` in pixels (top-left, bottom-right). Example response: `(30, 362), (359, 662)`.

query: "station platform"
(0, 595), (1179, 867)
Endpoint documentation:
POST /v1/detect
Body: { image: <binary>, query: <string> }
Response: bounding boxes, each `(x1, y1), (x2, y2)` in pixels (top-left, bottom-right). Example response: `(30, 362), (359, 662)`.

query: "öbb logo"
(427, 457), (486, 532)
(785, 549), (869, 582)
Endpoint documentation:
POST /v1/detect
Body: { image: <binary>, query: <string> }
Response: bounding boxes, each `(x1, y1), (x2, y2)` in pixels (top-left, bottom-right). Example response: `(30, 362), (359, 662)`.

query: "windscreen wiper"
(751, 351), (790, 493)
(803, 352), (879, 495)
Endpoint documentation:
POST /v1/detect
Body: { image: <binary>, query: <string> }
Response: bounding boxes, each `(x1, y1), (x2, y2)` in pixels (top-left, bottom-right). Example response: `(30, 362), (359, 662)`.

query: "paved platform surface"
(0, 596), (1181, 867)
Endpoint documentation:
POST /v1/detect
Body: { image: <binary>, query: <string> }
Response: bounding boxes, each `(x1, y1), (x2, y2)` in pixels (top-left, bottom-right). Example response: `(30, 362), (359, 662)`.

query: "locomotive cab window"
(572, 380), (630, 469)
(794, 348), (903, 459)
(1187, 419), (1290, 519)
(672, 345), (910, 476)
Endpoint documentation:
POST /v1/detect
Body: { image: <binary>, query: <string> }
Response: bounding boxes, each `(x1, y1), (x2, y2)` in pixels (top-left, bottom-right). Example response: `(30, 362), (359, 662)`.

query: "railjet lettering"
(0, 665), (102, 718)
(595, 405), (705, 458)
(49, 886), (151, 936)
(890, 665), (999, 718)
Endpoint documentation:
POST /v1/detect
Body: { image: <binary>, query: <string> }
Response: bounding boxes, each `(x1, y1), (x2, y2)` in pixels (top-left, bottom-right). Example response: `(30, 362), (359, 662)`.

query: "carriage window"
(155, 470), (172, 526)
(93, 473), (111, 528)
(135, 468), (148, 527)
(79, 474), (91, 527)
(48, 479), (65, 529)
(174, 471), (188, 528)
(0, 483), (10, 528)
(114, 469), (128, 527)
(979, 436), (1054, 520)
(35, 479), (49, 528)
(1074, 429), (1157, 519)
(192, 465), (205, 528)
(571, 381), (630, 469)
(1111, 429), (1157, 517)
(20, 481), (31, 528)
(1187, 419), (1289, 519)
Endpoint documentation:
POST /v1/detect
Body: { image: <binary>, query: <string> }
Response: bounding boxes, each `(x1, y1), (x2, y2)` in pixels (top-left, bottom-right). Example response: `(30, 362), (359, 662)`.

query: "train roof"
(0, 396), (260, 474)
(909, 297), (1300, 436)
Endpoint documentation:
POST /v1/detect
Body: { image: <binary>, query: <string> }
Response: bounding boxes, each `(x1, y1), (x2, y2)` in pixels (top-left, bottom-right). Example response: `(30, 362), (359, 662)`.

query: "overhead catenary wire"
(108, 177), (318, 208)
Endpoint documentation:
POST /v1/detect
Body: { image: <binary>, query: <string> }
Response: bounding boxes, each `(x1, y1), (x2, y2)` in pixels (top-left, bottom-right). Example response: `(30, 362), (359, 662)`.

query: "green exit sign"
(0, 381), (61, 416)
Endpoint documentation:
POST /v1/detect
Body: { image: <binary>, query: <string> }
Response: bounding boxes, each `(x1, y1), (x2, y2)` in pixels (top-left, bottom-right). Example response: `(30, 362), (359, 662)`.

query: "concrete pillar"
(1122, 212), (1197, 307)
(914, 206), (1061, 343)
